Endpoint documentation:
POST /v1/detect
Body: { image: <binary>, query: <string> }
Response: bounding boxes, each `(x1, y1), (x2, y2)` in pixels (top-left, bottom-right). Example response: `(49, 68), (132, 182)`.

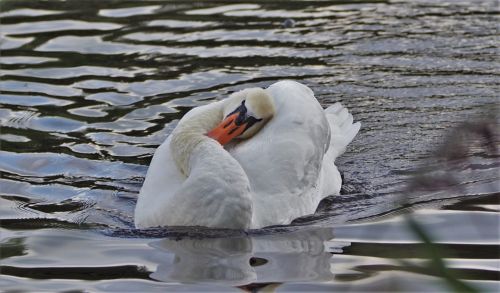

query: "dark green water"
(0, 0), (499, 291)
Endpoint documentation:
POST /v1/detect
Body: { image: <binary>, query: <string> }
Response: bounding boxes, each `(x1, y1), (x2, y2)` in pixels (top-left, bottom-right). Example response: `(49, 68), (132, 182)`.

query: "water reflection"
(150, 228), (334, 286)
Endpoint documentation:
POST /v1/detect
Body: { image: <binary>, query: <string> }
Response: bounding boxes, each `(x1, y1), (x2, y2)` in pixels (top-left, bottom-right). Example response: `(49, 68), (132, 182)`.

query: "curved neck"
(170, 102), (224, 175)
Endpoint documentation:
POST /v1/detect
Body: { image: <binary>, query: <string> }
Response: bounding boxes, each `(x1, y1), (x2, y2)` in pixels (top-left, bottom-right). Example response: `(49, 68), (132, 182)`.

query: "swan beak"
(206, 113), (247, 145)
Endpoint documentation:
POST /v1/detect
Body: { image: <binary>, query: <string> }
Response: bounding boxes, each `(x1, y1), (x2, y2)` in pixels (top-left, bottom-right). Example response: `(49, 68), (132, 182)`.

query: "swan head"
(207, 88), (275, 145)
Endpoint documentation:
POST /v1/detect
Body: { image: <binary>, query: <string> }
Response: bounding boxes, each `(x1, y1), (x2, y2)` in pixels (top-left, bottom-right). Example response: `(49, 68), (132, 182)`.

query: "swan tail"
(325, 103), (360, 159)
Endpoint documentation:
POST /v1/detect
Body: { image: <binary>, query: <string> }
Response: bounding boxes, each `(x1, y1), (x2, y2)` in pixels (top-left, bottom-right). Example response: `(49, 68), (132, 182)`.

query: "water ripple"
(2, 20), (122, 36)
(98, 5), (161, 18)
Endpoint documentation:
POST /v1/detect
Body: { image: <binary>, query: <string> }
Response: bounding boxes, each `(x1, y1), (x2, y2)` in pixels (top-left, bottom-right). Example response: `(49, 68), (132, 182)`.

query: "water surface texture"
(1, 0), (499, 291)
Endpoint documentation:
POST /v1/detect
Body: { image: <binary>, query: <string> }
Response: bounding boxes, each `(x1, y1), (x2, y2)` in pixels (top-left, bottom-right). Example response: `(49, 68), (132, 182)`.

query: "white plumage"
(134, 80), (360, 229)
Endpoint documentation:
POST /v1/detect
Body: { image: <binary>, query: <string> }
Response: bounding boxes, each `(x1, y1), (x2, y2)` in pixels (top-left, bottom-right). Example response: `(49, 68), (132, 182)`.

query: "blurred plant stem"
(403, 215), (479, 293)
(398, 113), (499, 293)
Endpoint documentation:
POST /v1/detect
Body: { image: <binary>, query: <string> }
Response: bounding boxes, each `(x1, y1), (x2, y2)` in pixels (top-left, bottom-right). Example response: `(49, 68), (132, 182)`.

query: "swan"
(134, 80), (360, 229)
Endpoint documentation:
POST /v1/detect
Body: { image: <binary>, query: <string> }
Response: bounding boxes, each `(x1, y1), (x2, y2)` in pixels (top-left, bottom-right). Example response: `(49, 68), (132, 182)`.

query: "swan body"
(134, 80), (360, 229)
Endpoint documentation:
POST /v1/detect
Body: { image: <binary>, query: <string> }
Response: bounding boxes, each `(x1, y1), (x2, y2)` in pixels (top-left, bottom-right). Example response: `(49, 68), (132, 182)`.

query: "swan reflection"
(149, 228), (335, 286)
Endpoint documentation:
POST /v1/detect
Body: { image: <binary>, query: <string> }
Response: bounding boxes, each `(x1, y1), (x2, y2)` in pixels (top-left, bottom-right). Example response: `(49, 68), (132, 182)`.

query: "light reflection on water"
(0, 0), (498, 291)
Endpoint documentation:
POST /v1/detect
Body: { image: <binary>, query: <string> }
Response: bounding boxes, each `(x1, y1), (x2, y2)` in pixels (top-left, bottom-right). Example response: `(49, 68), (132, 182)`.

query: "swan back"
(227, 81), (331, 227)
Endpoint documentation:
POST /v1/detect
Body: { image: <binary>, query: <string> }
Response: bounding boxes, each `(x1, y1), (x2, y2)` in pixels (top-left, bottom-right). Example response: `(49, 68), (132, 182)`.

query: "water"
(0, 0), (499, 291)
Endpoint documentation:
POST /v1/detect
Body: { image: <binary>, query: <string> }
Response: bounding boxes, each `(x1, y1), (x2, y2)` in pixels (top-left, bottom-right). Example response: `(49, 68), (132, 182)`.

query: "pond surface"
(0, 0), (499, 291)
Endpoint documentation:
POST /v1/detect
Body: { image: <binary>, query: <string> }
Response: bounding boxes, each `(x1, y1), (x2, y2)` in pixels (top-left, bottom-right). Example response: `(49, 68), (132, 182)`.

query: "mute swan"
(135, 80), (360, 229)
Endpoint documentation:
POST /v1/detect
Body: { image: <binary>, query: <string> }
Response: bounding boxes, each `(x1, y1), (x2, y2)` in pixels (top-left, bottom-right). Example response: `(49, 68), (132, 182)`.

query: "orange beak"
(206, 113), (247, 145)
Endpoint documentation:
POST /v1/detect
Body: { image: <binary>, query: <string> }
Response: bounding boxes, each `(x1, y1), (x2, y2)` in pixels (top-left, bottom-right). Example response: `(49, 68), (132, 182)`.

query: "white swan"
(134, 80), (360, 229)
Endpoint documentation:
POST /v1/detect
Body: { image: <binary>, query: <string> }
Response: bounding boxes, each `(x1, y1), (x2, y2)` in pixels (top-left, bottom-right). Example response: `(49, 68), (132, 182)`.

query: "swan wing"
(324, 102), (361, 160)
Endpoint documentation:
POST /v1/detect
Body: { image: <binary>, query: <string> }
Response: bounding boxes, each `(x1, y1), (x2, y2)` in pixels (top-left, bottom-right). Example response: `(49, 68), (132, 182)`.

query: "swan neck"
(170, 103), (223, 175)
